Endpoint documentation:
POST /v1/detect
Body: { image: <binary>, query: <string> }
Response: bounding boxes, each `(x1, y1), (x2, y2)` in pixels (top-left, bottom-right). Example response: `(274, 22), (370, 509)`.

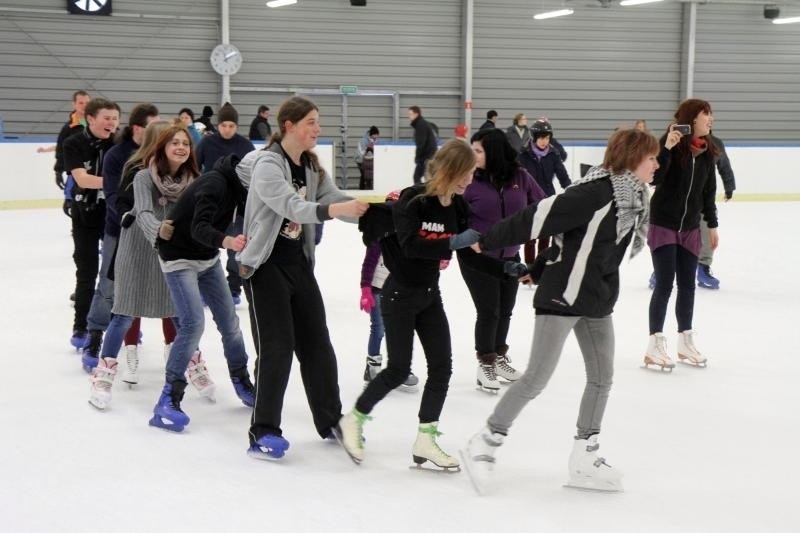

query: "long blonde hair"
(423, 138), (476, 197)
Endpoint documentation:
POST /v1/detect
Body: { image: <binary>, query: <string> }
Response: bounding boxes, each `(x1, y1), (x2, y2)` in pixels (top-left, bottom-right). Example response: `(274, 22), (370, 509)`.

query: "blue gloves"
(449, 229), (481, 250)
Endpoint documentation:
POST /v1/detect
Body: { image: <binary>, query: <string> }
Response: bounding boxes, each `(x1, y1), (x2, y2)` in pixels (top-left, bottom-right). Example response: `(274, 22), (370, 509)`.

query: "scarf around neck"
(571, 166), (649, 258)
(148, 162), (194, 205)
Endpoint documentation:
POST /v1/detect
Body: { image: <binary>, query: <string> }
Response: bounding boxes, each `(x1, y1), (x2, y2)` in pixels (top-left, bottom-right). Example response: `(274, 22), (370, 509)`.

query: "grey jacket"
(236, 143), (353, 277)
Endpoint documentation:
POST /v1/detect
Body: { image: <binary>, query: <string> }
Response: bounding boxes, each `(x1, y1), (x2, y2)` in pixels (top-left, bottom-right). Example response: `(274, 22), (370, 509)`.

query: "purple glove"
(360, 286), (375, 313)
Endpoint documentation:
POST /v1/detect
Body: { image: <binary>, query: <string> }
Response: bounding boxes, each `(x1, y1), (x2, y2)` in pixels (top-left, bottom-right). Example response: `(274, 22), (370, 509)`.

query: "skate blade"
(148, 415), (186, 433)
(397, 384), (419, 393)
(677, 355), (708, 368)
(641, 361), (674, 373)
(247, 447), (286, 461)
(459, 449), (488, 495)
(563, 480), (623, 493)
(475, 384), (500, 394)
(88, 398), (108, 411)
(409, 463), (461, 474)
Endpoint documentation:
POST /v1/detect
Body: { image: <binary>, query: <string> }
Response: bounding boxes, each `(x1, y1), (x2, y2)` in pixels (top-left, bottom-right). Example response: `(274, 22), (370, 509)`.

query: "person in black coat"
(408, 105), (438, 185)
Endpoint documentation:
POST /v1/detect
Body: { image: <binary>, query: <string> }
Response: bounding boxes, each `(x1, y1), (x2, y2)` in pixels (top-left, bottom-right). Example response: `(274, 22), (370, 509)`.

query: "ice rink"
(1, 201), (797, 533)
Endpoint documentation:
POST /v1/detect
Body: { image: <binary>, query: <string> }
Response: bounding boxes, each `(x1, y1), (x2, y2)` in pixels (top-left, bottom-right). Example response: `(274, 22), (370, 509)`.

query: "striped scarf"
(570, 166), (649, 258)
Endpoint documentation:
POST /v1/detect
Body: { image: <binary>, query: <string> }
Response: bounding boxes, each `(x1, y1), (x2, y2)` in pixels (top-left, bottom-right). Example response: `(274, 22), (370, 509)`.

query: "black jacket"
(650, 137), (717, 231)
(411, 116), (438, 163)
(157, 154), (247, 262)
(480, 178), (633, 318)
(518, 143), (571, 197)
(248, 116), (272, 141)
(709, 134), (736, 198)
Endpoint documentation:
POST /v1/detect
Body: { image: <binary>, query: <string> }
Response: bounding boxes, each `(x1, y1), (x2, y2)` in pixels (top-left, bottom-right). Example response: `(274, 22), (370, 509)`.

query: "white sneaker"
(677, 330), (707, 367)
(411, 422), (459, 471)
(643, 333), (675, 371)
(495, 354), (520, 382)
(119, 345), (139, 385)
(89, 357), (118, 410)
(565, 435), (623, 492)
(460, 426), (504, 495)
(476, 363), (500, 393)
(186, 351), (216, 401)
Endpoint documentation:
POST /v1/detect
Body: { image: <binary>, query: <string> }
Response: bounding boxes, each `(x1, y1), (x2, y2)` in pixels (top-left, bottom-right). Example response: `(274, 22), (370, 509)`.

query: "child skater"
(460, 128), (658, 494)
(338, 139), (481, 471)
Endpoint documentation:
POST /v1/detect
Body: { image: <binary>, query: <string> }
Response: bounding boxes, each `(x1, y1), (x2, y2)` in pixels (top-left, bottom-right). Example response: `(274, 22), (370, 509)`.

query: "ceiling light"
(266, 0), (297, 7)
(620, 0), (663, 6)
(773, 16), (800, 24)
(533, 9), (574, 20)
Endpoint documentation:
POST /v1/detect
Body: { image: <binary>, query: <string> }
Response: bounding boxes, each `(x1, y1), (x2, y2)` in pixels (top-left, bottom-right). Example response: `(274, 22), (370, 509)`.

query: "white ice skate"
(476, 363), (501, 393)
(643, 333), (675, 372)
(88, 357), (118, 410)
(495, 354), (520, 382)
(119, 344), (139, 386)
(564, 435), (623, 492)
(186, 351), (216, 402)
(410, 422), (460, 473)
(460, 426), (504, 495)
(335, 409), (371, 464)
(677, 330), (707, 367)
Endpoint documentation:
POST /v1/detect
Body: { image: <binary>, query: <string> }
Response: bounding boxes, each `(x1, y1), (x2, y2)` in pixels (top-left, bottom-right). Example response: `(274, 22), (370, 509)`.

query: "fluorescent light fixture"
(620, 0), (663, 5)
(266, 0), (297, 7)
(773, 16), (800, 24)
(533, 8), (574, 20)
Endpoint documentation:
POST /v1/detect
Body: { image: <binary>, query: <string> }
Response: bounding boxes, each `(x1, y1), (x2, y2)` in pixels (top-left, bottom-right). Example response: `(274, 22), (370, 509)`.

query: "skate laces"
(351, 410), (372, 449)
(125, 346), (139, 373)
(496, 354), (516, 373)
(652, 335), (670, 362)
(92, 360), (117, 391)
(187, 354), (212, 388)
(480, 363), (498, 380)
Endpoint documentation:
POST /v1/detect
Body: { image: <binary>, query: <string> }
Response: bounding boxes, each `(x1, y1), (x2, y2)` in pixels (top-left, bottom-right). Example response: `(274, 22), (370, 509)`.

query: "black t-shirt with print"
(268, 147), (308, 264)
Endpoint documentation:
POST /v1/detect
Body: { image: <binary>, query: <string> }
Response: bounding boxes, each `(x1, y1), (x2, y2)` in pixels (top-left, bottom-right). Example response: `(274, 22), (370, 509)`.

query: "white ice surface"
(0, 202), (797, 533)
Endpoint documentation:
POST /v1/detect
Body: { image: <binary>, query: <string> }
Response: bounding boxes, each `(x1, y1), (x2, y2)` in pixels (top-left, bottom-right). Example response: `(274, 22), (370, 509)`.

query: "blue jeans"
(163, 259), (248, 383)
(99, 314), (135, 359)
(367, 289), (384, 356)
(86, 233), (117, 331)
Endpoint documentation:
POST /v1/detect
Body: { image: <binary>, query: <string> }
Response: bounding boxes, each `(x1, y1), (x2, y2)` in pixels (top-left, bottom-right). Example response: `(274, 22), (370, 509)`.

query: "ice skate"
(677, 330), (708, 367)
(643, 333), (674, 372)
(410, 422), (460, 473)
(230, 367), (256, 407)
(362, 355), (382, 383)
(247, 434), (290, 461)
(81, 330), (103, 373)
(119, 345), (139, 386)
(336, 408), (371, 464)
(648, 271), (656, 290)
(70, 329), (88, 350)
(148, 381), (190, 432)
(495, 346), (520, 382)
(564, 435), (623, 492)
(460, 426), (504, 495)
(88, 357), (118, 410)
(398, 372), (419, 393)
(696, 264), (720, 290)
(476, 362), (500, 393)
(186, 351), (216, 402)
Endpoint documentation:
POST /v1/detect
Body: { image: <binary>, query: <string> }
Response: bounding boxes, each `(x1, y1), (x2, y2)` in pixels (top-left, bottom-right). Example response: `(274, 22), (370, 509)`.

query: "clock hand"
(224, 51), (238, 60)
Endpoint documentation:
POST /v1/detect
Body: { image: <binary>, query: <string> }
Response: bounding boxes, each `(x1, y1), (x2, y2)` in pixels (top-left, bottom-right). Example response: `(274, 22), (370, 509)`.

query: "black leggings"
(356, 277), (452, 423)
(649, 244), (698, 334)
(459, 261), (519, 355)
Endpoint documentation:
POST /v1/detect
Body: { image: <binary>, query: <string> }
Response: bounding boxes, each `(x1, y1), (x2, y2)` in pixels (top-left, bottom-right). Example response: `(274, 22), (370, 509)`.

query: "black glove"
(120, 211), (136, 229)
(503, 261), (529, 278)
(724, 191), (733, 200)
(62, 199), (72, 218)
(55, 171), (65, 190)
(449, 229), (481, 250)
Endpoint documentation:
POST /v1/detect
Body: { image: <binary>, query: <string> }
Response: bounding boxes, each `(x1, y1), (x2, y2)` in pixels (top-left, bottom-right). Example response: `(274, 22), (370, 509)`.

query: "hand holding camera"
(665, 124), (690, 150)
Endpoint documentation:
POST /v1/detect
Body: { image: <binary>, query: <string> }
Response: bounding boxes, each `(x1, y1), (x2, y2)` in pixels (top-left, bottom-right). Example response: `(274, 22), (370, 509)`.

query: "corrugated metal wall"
(0, 0), (219, 136)
(472, 1), (684, 140)
(694, 3), (800, 141)
(1, 0), (798, 185)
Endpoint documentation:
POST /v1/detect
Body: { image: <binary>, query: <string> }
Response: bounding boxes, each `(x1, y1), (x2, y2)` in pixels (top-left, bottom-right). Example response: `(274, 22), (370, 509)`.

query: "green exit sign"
(339, 85), (358, 95)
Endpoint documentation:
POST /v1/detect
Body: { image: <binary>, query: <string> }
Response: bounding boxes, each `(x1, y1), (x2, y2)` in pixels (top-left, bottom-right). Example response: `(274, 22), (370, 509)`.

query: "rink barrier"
(2, 139), (798, 210)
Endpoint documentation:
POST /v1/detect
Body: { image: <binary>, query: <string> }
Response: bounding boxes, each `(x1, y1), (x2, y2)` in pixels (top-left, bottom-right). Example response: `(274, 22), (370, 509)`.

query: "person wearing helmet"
(518, 119), (571, 264)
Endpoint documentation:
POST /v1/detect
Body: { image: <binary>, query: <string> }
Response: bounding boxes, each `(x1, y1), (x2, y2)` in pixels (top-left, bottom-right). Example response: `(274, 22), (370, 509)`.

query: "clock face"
(210, 44), (242, 76)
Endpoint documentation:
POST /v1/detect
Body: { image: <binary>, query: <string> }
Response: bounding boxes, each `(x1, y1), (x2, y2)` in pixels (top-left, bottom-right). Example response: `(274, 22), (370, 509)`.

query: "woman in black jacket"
(644, 99), (719, 371)
(460, 128), (658, 494)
